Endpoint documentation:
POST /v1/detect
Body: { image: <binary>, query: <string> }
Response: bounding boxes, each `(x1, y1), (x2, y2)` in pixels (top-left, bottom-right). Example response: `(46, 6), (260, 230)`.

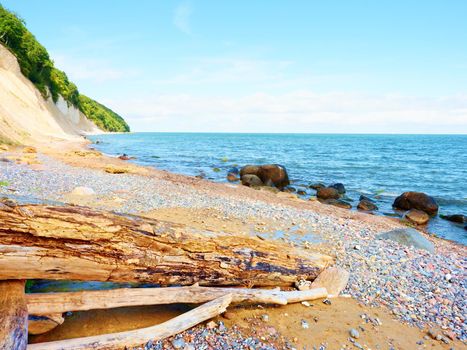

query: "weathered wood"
(27, 294), (232, 350)
(28, 314), (64, 335)
(0, 202), (333, 286)
(26, 286), (328, 315)
(0, 280), (28, 350)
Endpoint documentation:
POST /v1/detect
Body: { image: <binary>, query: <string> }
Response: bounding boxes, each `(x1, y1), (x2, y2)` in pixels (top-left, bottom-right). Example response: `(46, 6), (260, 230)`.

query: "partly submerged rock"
(393, 191), (439, 215)
(359, 195), (375, 203)
(241, 174), (263, 187)
(240, 164), (289, 189)
(311, 266), (350, 298)
(378, 228), (434, 253)
(357, 199), (378, 211)
(309, 183), (325, 190)
(405, 209), (430, 225)
(440, 214), (467, 224)
(329, 183), (346, 194)
(316, 187), (340, 200)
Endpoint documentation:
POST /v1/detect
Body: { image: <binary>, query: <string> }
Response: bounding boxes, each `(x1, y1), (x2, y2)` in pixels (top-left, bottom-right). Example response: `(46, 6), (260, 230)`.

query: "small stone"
(353, 245), (361, 250)
(301, 320), (309, 329)
(171, 338), (185, 349)
(222, 311), (234, 320)
(261, 314), (269, 322)
(70, 186), (95, 196)
(295, 279), (312, 291)
(323, 299), (332, 305)
(301, 301), (311, 307)
(444, 274), (453, 282)
(349, 328), (360, 339)
(206, 321), (216, 329)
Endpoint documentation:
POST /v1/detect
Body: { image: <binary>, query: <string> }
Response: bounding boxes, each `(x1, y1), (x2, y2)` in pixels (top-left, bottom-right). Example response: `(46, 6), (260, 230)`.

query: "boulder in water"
(240, 164), (289, 189)
(226, 167), (240, 182)
(309, 183), (325, 190)
(377, 228), (434, 253)
(241, 174), (263, 187)
(357, 199), (378, 211)
(440, 214), (466, 224)
(329, 183), (346, 194)
(317, 187), (340, 200)
(405, 209), (430, 225)
(359, 195), (375, 203)
(393, 191), (439, 216)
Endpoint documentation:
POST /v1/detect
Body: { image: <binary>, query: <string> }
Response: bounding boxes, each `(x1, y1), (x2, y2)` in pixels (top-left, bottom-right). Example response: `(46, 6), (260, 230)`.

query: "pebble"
(261, 314), (269, 322)
(349, 328), (360, 339)
(171, 338), (185, 349)
(322, 299), (332, 305)
(301, 320), (309, 329)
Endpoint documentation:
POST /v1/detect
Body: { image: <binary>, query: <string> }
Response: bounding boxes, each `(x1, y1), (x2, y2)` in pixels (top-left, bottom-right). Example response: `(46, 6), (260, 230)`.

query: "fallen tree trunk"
(28, 294), (232, 350)
(0, 202), (332, 286)
(0, 280), (28, 350)
(26, 286), (328, 315)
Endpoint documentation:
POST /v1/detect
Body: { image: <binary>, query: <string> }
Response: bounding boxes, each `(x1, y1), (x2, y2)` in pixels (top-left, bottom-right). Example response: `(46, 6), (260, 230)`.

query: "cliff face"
(0, 44), (100, 144)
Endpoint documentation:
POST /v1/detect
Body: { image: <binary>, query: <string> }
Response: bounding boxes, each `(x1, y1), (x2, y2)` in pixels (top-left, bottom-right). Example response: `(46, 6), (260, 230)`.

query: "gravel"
(1, 155), (466, 342)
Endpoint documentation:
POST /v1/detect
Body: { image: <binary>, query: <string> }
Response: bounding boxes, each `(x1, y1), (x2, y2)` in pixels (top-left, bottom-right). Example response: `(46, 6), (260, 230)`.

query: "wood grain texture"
(0, 202), (333, 286)
(26, 286), (328, 314)
(0, 280), (28, 350)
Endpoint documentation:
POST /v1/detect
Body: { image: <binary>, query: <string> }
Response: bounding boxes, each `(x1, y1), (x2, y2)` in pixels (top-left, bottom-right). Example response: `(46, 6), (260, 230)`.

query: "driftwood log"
(28, 294), (232, 350)
(0, 202), (332, 286)
(26, 285), (328, 315)
(28, 314), (64, 335)
(0, 280), (28, 350)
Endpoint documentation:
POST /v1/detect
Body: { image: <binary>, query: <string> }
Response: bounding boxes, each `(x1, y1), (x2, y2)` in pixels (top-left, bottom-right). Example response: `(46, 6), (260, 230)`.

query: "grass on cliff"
(0, 4), (130, 132)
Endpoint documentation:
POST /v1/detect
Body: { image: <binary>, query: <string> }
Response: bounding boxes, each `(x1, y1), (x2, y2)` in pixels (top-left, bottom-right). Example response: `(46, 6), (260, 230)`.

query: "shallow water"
(88, 133), (467, 245)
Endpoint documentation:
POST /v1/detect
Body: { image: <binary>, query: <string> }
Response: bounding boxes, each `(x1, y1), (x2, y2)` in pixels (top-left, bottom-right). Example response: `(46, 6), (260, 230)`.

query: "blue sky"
(2, 0), (467, 133)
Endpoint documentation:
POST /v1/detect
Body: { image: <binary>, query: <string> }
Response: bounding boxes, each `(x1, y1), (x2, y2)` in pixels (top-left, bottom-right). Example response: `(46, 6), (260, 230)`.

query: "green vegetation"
(0, 4), (129, 132)
(0, 180), (10, 187)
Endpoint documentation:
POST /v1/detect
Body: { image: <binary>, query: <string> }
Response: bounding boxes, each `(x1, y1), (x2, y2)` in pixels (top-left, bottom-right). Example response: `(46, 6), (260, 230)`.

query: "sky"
(2, 0), (467, 133)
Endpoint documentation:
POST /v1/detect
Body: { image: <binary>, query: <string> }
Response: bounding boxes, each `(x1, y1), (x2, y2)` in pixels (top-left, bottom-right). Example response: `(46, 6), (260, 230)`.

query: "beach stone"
(23, 146), (37, 153)
(309, 183), (325, 190)
(329, 183), (346, 194)
(105, 166), (129, 174)
(349, 328), (360, 339)
(440, 214), (466, 224)
(405, 209), (430, 225)
(377, 228), (435, 253)
(393, 191), (439, 215)
(240, 164), (289, 189)
(70, 186), (95, 196)
(283, 186), (296, 193)
(171, 338), (186, 349)
(297, 189), (306, 195)
(357, 199), (378, 211)
(295, 279), (312, 291)
(321, 199), (351, 209)
(241, 174), (263, 187)
(359, 195), (374, 202)
(316, 187), (340, 200)
(118, 154), (131, 160)
(227, 167), (239, 182)
(311, 267), (350, 297)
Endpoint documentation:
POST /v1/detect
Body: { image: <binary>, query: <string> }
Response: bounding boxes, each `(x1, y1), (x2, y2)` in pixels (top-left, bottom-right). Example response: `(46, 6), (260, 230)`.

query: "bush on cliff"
(0, 4), (130, 132)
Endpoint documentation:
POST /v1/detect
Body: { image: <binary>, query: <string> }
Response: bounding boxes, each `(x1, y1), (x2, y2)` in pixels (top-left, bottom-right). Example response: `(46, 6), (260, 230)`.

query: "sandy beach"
(1, 141), (465, 349)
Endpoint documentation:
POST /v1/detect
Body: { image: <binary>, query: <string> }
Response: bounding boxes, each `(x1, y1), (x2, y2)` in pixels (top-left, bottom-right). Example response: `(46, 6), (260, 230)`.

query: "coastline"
(1, 140), (466, 348)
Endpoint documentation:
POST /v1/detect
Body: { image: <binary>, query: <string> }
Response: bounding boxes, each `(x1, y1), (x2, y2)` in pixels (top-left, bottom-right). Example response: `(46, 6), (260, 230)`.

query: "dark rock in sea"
(329, 183), (346, 194)
(118, 154), (131, 160)
(359, 195), (375, 203)
(440, 214), (467, 224)
(321, 199), (352, 209)
(241, 174), (263, 187)
(239, 164), (289, 189)
(309, 183), (325, 190)
(405, 209), (430, 225)
(377, 228), (434, 253)
(297, 190), (307, 196)
(357, 199), (378, 211)
(393, 191), (439, 216)
(226, 167), (240, 182)
(316, 187), (340, 200)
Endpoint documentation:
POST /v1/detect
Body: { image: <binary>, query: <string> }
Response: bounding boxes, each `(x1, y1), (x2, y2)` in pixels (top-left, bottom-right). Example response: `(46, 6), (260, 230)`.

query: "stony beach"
(1, 144), (466, 349)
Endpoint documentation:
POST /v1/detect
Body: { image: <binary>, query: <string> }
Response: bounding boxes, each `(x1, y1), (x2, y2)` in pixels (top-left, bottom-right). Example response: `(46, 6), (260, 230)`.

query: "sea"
(88, 133), (467, 245)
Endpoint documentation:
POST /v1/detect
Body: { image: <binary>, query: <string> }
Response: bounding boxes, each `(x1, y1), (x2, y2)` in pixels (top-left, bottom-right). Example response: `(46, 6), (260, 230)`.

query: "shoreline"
(1, 139), (466, 348)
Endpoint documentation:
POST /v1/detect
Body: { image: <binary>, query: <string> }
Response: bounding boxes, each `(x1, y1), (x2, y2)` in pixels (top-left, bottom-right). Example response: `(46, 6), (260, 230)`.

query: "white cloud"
(106, 91), (467, 133)
(51, 54), (138, 83)
(173, 1), (192, 35)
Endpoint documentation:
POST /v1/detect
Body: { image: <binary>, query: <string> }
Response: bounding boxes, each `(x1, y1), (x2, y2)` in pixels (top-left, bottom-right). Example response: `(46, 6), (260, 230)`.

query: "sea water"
(88, 133), (467, 245)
